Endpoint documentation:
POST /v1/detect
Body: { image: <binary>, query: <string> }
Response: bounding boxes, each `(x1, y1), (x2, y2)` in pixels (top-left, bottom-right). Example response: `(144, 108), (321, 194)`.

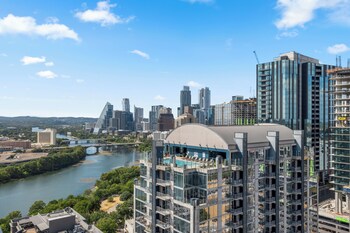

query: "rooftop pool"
(163, 158), (201, 168)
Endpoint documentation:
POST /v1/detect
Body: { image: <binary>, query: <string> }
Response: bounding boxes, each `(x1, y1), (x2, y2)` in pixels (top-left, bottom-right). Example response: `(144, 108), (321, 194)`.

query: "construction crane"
(253, 51), (260, 64)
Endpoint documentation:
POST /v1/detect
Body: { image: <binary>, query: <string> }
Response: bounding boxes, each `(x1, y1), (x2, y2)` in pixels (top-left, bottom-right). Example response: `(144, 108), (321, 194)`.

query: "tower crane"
(253, 51), (260, 64)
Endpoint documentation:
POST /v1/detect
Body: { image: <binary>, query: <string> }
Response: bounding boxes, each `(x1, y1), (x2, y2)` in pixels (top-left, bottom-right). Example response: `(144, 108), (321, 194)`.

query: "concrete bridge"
(42, 142), (142, 155)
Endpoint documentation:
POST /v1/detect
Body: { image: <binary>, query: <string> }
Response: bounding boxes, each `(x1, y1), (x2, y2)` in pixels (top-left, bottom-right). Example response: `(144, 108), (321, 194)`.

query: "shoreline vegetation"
(0, 147), (86, 184)
(0, 166), (140, 233)
(0, 138), (150, 185)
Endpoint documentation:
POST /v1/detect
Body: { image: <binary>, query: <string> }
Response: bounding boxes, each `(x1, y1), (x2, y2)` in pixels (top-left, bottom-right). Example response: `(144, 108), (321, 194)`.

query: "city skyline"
(1, 0), (350, 117)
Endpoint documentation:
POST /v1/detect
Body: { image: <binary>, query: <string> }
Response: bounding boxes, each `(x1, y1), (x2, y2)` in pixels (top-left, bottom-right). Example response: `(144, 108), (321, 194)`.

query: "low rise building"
(10, 207), (102, 233)
(0, 140), (31, 150)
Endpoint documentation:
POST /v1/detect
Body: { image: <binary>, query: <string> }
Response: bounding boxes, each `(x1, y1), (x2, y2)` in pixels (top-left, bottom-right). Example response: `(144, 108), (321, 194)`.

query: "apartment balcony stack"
(133, 124), (309, 233)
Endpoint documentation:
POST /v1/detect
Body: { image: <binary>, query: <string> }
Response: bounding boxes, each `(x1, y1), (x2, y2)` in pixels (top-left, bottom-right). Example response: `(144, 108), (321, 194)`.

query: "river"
(0, 149), (141, 218)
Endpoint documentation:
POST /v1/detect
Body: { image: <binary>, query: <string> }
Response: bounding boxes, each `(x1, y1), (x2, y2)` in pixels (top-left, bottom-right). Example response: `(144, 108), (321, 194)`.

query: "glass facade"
(257, 52), (335, 174)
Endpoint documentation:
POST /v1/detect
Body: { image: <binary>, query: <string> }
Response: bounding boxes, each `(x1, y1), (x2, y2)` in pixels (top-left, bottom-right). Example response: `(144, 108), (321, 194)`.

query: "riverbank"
(0, 150), (141, 218)
(0, 152), (48, 165)
(0, 166), (140, 233)
(0, 146), (85, 184)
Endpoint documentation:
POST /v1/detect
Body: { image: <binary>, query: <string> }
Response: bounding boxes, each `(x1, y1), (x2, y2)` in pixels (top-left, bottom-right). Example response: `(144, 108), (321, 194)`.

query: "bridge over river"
(42, 141), (142, 154)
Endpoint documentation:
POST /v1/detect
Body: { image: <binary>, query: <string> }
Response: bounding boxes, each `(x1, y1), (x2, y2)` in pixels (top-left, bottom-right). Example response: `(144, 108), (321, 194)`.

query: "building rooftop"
(165, 123), (295, 150)
(318, 199), (350, 220)
(10, 208), (102, 233)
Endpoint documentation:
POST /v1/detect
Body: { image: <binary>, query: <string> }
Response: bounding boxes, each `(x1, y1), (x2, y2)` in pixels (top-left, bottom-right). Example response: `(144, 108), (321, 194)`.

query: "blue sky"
(0, 0), (350, 117)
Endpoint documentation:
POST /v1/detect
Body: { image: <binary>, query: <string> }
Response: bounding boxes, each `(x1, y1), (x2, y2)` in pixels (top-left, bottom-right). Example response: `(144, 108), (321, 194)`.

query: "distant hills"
(0, 116), (96, 128)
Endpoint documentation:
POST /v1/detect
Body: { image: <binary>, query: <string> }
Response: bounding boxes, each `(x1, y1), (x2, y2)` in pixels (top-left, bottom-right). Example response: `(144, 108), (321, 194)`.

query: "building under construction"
(313, 68), (350, 233)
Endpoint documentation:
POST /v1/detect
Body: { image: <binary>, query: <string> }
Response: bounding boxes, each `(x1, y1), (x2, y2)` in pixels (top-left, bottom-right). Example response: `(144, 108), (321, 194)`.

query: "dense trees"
(0, 166), (140, 233)
(0, 147), (85, 184)
(0, 211), (21, 233)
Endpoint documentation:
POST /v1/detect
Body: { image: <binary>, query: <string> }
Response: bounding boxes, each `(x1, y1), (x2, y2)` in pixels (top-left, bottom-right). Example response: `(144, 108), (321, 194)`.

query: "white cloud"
(36, 70), (57, 79)
(45, 61), (54, 67)
(154, 95), (165, 101)
(187, 81), (202, 88)
(76, 79), (85, 83)
(130, 50), (150, 59)
(45, 17), (59, 24)
(327, 43), (350, 54)
(21, 56), (46, 65)
(276, 30), (299, 39)
(0, 14), (80, 41)
(75, 1), (135, 26)
(275, 0), (347, 29)
(0, 53), (7, 57)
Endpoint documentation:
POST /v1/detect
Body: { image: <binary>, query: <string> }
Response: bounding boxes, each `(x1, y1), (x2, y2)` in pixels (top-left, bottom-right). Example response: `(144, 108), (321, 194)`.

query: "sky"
(0, 0), (350, 117)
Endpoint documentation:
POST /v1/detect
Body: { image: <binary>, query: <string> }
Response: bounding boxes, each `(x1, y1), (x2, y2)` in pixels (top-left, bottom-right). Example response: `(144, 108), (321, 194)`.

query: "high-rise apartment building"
(329, 68), (350, 213)
(158, 107), (174, 131)
(308, 68), (350, 233)
(37, 128), (57, 145)
(134, 106), (144, 132)
(149, 105), (164, 131)
(110, 110), (134, 131)
(199, 87), (211, 110)
(134, 124), (310, 233)
(214, 98), (256, 126)
(199, 87), (211, 124)
(256, 51), (335, 175)
(122, 98), (130, 112)
(180, 86), (191, 115)
(93, 102), (113, 134)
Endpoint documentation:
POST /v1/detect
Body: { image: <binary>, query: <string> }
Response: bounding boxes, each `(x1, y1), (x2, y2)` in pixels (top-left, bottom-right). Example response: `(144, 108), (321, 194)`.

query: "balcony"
(225, 193), (243, 200)
(156, 219), (172, 229)
(225, 207), (243, 214)
(157, 178), (171, 186)
(156, 206), (172, 215)
(156, 192), (172, 200)
(225, 221), (243, 229)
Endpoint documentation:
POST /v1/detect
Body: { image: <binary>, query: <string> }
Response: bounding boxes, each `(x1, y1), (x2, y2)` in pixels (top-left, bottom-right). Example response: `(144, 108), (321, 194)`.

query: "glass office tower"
(257, 51), (335, 177)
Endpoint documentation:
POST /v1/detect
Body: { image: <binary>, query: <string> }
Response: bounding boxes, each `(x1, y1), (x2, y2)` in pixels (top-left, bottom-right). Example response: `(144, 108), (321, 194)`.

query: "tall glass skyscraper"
(199, 87), (211, 124)
(180, 86), (191, 115)
(256, 51), (335, 176)
(93, 102), (113, 134)
(122, 98), (130, 112)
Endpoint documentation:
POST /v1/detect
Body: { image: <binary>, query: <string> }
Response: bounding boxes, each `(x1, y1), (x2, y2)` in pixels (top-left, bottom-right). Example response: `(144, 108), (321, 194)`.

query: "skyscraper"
(329, 68), (350, 200)
(149, 105), (163, 131)
(256, 51), (335, 176)
(134, 106), (144, 132)
(214, 98), (256, 126)
(122, 98), (130, 112)
(199, 87), (211, 110)
(134, 124), (307, 233)
(310, 68), (350, 233)
(199, 87), (211, 124)
(157, 107), (174, 131)
(180, 86), (191, 115)
(93, 102), (113, 134)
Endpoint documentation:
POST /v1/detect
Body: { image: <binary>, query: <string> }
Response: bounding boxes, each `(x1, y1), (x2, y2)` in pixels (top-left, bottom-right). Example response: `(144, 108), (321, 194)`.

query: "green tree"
(0, 210), (22, 233)
(120, 191), (132, 201)
(28, 200), (46, 215)
(96, 217), (117, 233)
